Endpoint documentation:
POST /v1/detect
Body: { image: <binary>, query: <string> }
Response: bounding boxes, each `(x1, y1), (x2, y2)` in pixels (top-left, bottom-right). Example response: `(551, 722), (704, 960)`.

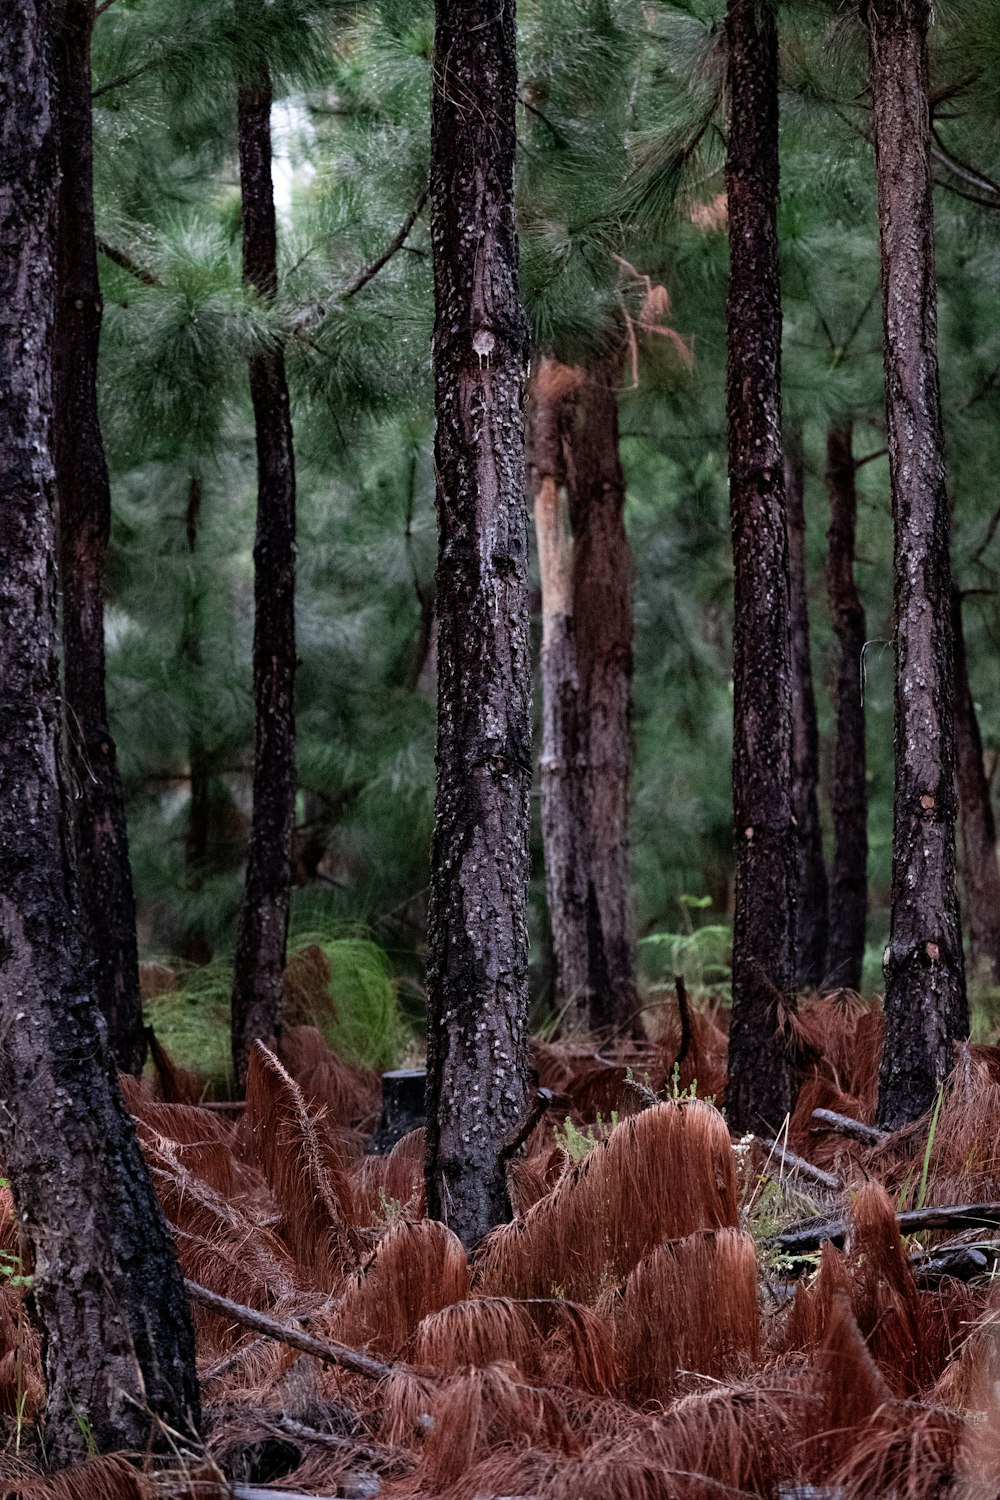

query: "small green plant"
(639, 922), (731, 992)
(554, 1112), (618, 1163)
(376, 1187), (406, 1229)
(916, 1083), (945, 1210)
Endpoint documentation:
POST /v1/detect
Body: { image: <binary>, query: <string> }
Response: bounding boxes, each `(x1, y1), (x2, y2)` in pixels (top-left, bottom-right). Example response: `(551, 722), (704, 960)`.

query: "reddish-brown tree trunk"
(724, 0), (798, 1133)
(424, 0), (531, 1247)
(0, 0), (200, 1458)
(868, 0), (967, 1130)
(564, 356), (639, 1035)
(785, 428), (829, 989)
(230, 0), (298, 1090)
(952, 588), (1000, 983)
(825, 422), (868, 992)
(528, 361), (593, 1030)
(53, 0), (145, 1075)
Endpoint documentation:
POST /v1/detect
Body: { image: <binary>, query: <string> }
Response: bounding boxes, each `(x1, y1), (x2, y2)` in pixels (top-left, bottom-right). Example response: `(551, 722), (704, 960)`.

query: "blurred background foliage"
(90, 0), (1000, 1070)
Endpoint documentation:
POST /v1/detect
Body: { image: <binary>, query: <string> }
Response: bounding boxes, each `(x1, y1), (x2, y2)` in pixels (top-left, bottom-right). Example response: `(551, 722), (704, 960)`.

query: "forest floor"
(3, 960), (1000, 1499)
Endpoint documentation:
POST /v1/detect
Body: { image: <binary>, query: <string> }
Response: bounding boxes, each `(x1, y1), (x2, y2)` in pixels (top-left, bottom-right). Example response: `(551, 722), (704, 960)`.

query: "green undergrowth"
(142, 926), (410, 1095)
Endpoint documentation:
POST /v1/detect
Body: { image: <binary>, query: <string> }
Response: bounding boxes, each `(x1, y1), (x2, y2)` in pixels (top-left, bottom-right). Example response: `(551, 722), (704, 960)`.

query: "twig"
(674, 973), (693, 1069)
(971, 502), (1000, 566)
(268, 1414), (409, 1471)
(759, 1137), (841, 1193)
(499, 1088), (554, 1165)
(810, 1108), (888, 1145)
(853, 446), (888, 469)
(184, 1281), (392, 1382)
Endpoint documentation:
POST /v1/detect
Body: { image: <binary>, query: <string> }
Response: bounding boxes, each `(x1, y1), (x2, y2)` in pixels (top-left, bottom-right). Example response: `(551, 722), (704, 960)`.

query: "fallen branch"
(184, 1280), (391, 1382)
(759, 1137), (840, 1192)
(810, 1108), (888, 1145)
(775, 1200), (1000, 1259)
(268, 1414), (409, 1472)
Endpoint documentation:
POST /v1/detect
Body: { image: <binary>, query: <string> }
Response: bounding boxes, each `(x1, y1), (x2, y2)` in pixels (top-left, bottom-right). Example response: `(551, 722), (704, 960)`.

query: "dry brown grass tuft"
(238, 1044), (364, 1284)
(324, 1218), (469, 1358)
(610, 1228), (760, 1402)
(475, 1100), (738, 1301)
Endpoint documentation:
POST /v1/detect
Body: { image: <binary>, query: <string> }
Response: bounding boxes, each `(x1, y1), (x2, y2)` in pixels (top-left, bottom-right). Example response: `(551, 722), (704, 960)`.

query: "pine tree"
(424, 0), (532, 1247)
(0, 0), (200, 1457)
(230, 0), (299, 1089)
(952, 587), (1000, 984)
(785, 424), (828, 990)
(867, 0), (967, 1129)
(724, 0), (798, 1133)
(825, 421), (869, 992)
(53, 0), (145, 1075)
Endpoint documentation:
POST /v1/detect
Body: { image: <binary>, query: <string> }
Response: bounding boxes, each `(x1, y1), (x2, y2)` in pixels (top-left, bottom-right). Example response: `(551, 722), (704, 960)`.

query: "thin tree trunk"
(564, 356), (639, 1035)
(0, 1), (200, 1458)
(952, 587), (1000, 983)
(528, 360), (592, 1030)
(785, 427), (828, 990)
(868, 0), (967, 1130)
(179, 471), (213, 966)
(230, 2), (298, 1091)
(424, 0), (531, 1248)
(53, 0), (145, 1075)
(825, 422), (869, 992)
(723, 0), (798, 1134)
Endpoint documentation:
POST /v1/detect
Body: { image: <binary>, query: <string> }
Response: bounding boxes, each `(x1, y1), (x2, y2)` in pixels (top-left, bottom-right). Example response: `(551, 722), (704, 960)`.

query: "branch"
(971, 502), (1000, 566)
(931, 129), (1000, 199)
(184, 1280), (392, 1381)
(775, 1200), (1000, 1260)
(853, 446), (888, 470)
(758, 1137), (840, 1193)
(810, 1108), (887, 1145)
(95, 0), (121, 14)
(342, 186), (429, 299)
(97, 237), (161, 287)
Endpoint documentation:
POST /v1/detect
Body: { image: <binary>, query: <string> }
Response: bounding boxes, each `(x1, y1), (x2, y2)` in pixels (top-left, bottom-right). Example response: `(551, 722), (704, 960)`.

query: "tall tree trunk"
(825, 422), (868, 992)
(723, 0), (798, 1134)
(424, 0), (531, 1248)
(0, 1), (200, 1459)
(868, 0), (967, 1130)
(179, 471), (213, 965)
(564, 355), (639, 1035)
(52, 0), (145, 1076)
(230, 2), (298, 1091)
(785, 427), (829, 990)
(952, 587), (1000, 983)
(528, 360), (592, 1030)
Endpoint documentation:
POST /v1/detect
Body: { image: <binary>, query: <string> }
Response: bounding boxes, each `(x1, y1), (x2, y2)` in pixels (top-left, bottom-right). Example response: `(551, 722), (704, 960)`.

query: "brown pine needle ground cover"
(5, 996), (1000, 1497)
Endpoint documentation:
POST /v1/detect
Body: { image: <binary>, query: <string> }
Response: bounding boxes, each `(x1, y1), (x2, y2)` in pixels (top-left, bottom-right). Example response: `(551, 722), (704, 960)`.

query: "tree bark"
(230, 1), (298, 1091)
(868, 0), (967, 1131)
(723, 0), (798, 1134)
(179, 471), (213, 966)
(952, 588), (1000, 983)
(52, 0), (145, 1076)
(0, 1), (200, 1459)
(424, 0), (532, 1248)
(528, 361), (593, 1031)
(564, 356), (639, 1035)
(825, 422), (869, 992)
(785, 427), (828, 990)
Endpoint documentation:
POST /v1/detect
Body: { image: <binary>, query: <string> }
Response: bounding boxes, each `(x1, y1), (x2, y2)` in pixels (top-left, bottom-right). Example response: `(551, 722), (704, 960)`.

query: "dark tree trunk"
(724, 0), (798, 1135)
(52, 0), (145, 1076)
(528, 360), (592, 1030)
(424, 0), (531, 1248)
(825, 422), (869, 992)
(785, 427), (829, 990)
(0, 1), (200, 1460)
(230, 3), (298, 1091)
(179, 471), (213, 966)
(952, 588), (1000, 983)
(564, 355), (639, 1035)
(868, 0), (967, 1130)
